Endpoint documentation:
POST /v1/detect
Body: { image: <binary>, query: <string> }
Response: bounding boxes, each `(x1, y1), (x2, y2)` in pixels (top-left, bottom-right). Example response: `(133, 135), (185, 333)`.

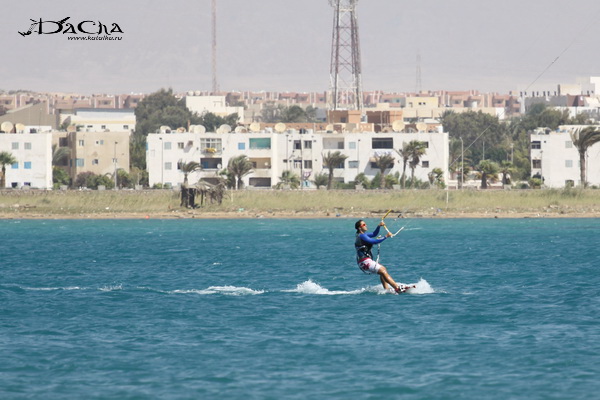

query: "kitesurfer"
(355, 219), (407, 293)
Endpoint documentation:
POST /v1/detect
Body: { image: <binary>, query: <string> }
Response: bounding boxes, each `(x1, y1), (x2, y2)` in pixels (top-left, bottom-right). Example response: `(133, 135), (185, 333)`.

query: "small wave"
(18, 286), (85, 291)
(287, 279), (435, 296)
(404, 278), (435, 294)
(172, 286), (264, 296)
(286, 280), (364, 295)
(99, 284), (123, 292)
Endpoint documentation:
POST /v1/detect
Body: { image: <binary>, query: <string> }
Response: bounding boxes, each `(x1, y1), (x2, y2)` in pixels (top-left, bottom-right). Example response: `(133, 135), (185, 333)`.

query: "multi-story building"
(52, 130), (131, 183)
(530, 125), (600, 188)
(185, 95), (244, 122)
(146, 129), (449, 189)
(61, 108), (136, 133)
(0, 131), (52, 189)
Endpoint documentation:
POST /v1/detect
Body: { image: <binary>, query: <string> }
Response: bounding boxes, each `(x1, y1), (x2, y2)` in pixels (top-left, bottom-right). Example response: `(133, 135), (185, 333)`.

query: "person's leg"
(377, 266), (399, 291)
(380, 275), (389, 289)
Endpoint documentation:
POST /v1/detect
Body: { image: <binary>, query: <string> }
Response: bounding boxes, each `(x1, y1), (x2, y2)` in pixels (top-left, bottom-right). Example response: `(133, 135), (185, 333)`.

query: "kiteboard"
(396, 284), (416, 294)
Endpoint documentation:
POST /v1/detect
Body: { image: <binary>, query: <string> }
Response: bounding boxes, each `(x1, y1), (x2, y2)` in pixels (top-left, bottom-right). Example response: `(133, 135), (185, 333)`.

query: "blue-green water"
(1, 218), (599, 399)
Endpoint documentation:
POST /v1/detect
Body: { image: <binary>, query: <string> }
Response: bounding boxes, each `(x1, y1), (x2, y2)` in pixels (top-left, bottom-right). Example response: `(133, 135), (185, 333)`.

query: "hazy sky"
(2, 0), (600, 95)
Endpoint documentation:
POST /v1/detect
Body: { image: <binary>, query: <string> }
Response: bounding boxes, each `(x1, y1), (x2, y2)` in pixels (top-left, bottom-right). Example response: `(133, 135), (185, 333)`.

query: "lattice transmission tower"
(328, 0), (363, 111)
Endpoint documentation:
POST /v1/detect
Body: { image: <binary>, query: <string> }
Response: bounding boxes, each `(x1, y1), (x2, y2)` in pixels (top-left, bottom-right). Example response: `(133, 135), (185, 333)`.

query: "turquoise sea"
(1, 218), (599, 399)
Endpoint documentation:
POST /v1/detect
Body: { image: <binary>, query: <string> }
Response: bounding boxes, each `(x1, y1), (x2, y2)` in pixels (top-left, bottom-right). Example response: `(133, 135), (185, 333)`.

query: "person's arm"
(368, 225), (381, 238)
(359, 232), (386, 245)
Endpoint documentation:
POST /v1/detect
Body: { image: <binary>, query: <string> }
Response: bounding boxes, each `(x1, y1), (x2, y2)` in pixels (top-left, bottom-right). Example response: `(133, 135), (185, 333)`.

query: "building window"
(348, 160), (358, 168)
(200, 138), (222, 152)
(304, 160), (313, 169)
(164, 142), (172, 150)
(238, 143), (246, 150)
(293, 140), (301, 150)
(532, 160), (542, 169)
(249, 138), (271, 149)
(11, 142), (19, 150)
(93, 159), (99, 165)
(531, 141), (541, 149)
(372, 137), (394, 149)
(565, 160), (573, 168)
(165, 162), (172, 170)
(76, 158), (84, 167)
(101, 125), (107, 130)
(422, 161), (429, 168)
(349, 142), (356, 150)
(24, 143), (32, 150)
(123, 125), (129, 130)
(303, 140), (312, 149)
(11, 162), (18, 169)
(78, 140), (85, 146)
(24, 162), (32, 169)
(96, 140), (105, 145)
(293, 160), (302, 169)
(422, 141), (429, 148)
(565, 141), (573, 148)
(178, 142), (185, 149)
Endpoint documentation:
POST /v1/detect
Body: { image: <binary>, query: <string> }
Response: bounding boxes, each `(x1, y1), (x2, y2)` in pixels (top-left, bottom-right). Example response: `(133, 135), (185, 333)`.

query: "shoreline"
(1, 210), (599, 220)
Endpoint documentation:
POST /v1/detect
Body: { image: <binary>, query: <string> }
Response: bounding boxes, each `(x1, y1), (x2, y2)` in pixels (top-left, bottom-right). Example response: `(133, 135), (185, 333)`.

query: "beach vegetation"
(322, 151), (348, 190)
(0, 151), (17, 188)
(227, 155), (253, 190)
(570, 126), (600, 187)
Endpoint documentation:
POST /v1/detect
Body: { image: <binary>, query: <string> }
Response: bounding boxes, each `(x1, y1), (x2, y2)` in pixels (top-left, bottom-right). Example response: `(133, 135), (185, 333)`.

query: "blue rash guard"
(355, 225), (387, 261)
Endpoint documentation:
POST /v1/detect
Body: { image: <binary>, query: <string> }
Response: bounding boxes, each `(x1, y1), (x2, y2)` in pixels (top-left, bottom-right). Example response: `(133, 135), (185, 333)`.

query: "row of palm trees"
(175, 140), (428, 192)
(321, 140), (428, 189)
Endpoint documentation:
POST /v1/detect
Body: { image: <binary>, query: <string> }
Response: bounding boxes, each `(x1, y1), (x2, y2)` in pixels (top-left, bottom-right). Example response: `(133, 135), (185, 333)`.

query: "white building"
(530, 125), (600, 188)
(146, 130), (449, 189)
(0, 132), (52, 189)
(61, 108), (136, 133)
(185, 95), (244, 121)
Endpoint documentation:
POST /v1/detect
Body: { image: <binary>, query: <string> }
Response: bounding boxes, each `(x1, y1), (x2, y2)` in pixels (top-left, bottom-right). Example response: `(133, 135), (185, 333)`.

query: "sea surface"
(1, 218), (599, 399)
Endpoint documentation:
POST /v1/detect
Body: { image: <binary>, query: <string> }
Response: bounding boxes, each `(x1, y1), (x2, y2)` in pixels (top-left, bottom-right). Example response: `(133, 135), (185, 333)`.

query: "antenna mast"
(211, 0), (218, 94)
(416, 51), (422, 94)
(328, 0), (363, 111)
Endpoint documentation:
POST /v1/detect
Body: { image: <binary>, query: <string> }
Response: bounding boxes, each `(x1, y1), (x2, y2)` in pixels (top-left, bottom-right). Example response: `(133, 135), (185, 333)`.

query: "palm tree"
(374, 154), (395, 189)
(312, 173), (329, 189)
(571, 126), (600, 187)
(428, 168), (445, 188)
(499, 161), (515, 186)
(0, 151), (17, 188)
(227, 155), (253, 190)
(180, 161), (202, 186)
(405, 140), (427, 187)
(322, 151), (348, 190)
(477, 160), (499, 189)
(396, 145), (411, 189)
(276, 170), (301, 189)
(52, 144), (70, 166)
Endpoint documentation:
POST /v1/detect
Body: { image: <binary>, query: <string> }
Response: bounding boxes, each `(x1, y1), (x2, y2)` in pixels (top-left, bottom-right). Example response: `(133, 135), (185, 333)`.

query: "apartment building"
(52, 130), (131, 183)
(61, 108), (136, 133)
(0, 132), (52, 189)
(530, 125), (600, 188)
(146, 129), (449, 189)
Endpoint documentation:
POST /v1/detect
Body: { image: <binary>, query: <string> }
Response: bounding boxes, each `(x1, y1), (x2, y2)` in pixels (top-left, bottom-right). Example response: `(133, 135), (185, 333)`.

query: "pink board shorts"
(357, 258), (381, 274)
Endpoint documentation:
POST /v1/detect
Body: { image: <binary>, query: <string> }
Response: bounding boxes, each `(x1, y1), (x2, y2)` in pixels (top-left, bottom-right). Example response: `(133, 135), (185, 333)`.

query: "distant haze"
(2, 0), (600, 95)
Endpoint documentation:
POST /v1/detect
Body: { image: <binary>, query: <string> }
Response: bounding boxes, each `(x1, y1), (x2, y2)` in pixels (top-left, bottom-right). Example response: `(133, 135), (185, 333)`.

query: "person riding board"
(355, 219), (409, 293)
